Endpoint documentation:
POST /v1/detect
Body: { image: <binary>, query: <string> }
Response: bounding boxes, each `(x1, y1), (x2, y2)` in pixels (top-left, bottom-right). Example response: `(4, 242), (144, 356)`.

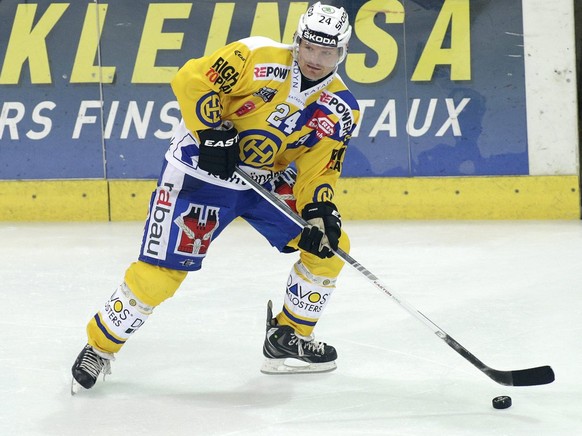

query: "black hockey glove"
(197, 123), (239, 180)
(298, 202), (341, 259)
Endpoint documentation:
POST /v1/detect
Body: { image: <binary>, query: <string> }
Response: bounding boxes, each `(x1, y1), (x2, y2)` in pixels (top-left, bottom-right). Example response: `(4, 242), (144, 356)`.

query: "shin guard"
(276, 261), (336, 337)
(87, 283), (154, 354)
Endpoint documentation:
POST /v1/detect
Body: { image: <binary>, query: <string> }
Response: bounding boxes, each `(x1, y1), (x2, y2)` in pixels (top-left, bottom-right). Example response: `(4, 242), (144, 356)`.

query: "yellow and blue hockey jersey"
(167, 36), (360, 213)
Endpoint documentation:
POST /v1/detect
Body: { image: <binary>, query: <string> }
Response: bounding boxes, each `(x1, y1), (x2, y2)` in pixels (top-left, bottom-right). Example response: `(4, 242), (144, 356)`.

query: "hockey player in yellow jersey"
(72, 2), (360, 392)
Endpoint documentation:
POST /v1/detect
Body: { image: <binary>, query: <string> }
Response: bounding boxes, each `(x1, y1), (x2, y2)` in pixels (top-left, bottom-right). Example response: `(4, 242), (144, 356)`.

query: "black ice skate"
(261, 300), (337, 374)
(71, 344), (114, 395)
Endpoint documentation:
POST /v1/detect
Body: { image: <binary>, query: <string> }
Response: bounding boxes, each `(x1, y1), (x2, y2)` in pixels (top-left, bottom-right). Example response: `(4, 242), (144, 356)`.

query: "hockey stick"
(235, 168), (555, 387)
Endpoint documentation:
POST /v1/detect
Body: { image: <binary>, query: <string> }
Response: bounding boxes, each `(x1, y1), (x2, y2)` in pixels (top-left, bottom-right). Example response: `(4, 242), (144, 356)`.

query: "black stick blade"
(511, 365), (555, 387)
(487, 365), (555, 386)
(443, 334), (555, 387)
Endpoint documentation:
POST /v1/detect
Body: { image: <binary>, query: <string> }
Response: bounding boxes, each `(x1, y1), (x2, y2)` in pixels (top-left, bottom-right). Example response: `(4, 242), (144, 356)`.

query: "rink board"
(0, 175), (578, 221)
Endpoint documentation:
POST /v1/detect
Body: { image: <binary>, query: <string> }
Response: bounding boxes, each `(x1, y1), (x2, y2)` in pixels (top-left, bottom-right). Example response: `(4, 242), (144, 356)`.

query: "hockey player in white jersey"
(71, 2), (360, 392)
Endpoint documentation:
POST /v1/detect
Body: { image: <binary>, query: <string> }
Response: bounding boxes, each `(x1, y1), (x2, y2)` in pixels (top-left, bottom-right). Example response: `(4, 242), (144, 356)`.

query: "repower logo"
(318, 91), (354, 137)
(253, 64), (290, 82)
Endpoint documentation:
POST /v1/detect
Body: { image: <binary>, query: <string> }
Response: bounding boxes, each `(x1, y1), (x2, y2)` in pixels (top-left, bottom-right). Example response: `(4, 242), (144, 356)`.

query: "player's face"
(296, 39), (340, 80)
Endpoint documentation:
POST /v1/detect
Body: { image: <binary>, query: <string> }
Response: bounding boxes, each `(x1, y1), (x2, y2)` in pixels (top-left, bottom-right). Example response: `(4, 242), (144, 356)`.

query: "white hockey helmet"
(294, 2), (352, 65)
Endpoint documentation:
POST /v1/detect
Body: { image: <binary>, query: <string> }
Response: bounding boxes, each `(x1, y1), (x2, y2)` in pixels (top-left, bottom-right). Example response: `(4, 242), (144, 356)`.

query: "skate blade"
(70, 378), (85, 396)
(260, 358), (337, 375)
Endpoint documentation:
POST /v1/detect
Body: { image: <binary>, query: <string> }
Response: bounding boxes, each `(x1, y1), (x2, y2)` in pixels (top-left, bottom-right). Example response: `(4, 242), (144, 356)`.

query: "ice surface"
(1, 220), (580, 435)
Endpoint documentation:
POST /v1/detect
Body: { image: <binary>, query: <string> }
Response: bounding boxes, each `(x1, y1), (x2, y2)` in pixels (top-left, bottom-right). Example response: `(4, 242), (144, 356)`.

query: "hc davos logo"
(239, 129), (281, 166)
(196, 91), (222, 128)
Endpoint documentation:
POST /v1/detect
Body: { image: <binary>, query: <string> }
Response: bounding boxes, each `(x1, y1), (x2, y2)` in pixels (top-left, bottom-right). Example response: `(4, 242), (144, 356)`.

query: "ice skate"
(261, 300), (337, 374)
(71, 344), (114, 395)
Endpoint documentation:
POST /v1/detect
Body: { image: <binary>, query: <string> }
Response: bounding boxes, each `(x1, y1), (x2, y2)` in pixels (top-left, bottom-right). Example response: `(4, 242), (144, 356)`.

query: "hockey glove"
(298, 202), (341, 259)
(197, 122), (239, 180)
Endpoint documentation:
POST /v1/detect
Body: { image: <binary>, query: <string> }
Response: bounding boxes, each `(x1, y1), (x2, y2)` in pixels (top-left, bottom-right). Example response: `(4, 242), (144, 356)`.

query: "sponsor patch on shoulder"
(253, 64), (290, 82)
(318, 91), (354, 136)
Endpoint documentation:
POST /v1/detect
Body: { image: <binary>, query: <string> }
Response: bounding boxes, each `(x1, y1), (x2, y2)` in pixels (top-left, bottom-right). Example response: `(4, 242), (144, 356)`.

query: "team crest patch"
(174, 204), (220, 256)
(313, 184), (334, 203)
(196, 91), (222, 128)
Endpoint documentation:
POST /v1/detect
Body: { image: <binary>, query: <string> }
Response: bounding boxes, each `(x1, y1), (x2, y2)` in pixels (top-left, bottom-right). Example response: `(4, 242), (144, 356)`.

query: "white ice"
(1, 220), (581, 435)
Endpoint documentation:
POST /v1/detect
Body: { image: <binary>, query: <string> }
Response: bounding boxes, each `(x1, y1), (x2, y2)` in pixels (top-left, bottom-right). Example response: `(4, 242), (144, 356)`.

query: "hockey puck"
(492, 396), (512, 409)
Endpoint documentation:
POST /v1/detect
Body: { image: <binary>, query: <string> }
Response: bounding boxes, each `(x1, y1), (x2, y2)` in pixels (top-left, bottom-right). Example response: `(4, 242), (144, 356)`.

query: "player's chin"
(303, 69), (324, 80)
(303, 67), (325, 80)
